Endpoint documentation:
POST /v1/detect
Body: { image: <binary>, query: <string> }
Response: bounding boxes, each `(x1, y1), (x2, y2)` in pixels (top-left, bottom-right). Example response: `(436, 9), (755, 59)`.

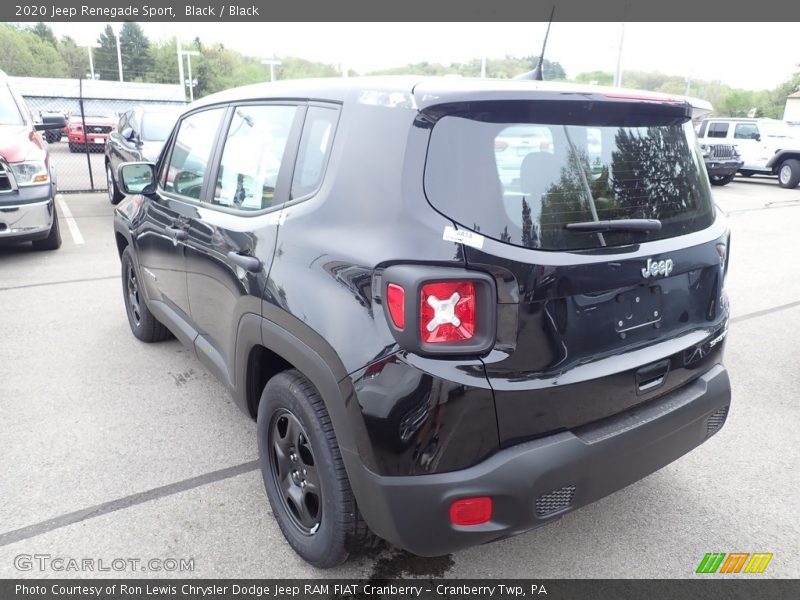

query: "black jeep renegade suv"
(113, 77), (731, 567)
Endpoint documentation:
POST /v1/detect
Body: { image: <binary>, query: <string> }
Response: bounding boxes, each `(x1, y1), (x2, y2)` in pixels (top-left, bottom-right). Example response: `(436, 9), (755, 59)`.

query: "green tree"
(93, 24), (120, 81)
(57, 36), (90, 79)
(31, 22), (56, 46)
(119, 22), (153, 81)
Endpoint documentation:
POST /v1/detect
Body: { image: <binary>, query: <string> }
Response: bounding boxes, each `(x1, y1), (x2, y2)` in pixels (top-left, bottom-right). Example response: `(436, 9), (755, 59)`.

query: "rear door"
(183, 102), (306, 386)
(422, 97), (730, 445)
(733, 122), (770, 169)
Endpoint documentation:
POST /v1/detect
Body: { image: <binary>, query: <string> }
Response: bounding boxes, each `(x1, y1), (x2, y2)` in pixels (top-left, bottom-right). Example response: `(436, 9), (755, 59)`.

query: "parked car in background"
(105, 105), (180, 204)
(697, 117), (800, 188)
(113, 77), (731, 567)
(700, 141), (743, 186)
(0, 71), (64, 250)
(67, 112), (115, 153)
(38, 111), (68, 143)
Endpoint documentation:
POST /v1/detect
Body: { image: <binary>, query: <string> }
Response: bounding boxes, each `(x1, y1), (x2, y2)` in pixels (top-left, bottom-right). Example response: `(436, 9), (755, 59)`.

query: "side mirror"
(753, 133), (761, 142)
(34, 116), (66, 131)
(121, 127), (136, 141)
(118, 162), (156, 195)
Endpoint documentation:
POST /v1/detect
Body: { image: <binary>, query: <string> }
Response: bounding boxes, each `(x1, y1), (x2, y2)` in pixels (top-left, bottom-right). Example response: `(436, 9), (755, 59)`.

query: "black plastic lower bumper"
(347, 364), (730, 556)
(706, 159), (743, 178)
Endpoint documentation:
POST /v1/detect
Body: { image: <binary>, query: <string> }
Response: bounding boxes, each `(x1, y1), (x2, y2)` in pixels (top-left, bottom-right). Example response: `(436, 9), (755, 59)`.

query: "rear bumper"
(349, 364), (730, 556)
(0, 186), (55, 243)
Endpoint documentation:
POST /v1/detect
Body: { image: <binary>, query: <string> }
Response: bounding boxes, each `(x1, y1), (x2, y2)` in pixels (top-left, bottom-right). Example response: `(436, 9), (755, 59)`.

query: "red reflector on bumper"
(449, 496), (492, 526)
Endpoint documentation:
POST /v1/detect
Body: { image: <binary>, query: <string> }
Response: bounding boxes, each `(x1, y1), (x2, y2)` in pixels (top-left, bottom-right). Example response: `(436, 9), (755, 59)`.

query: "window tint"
(734, 123), (759, 140)
(290, 106), (338, 200)
(163, 108), (224, 200)
(707, 122), (729, 138)
(212, 105), (297, 212)
(425, 113), (714, 251)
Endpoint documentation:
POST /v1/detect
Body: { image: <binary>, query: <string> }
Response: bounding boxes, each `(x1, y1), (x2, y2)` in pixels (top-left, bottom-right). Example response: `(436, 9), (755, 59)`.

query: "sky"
(42, 22), (799, 91)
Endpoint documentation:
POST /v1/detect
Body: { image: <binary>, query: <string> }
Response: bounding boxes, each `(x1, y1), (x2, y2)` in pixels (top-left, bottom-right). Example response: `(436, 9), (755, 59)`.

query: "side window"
(163, 108), (224, 201)
(212, 104), (297, 211)
(707, 122), (729, 138)
(290, 106), (339, 200)
(734, 123), (759, 140)
(118, 111), (129, 132)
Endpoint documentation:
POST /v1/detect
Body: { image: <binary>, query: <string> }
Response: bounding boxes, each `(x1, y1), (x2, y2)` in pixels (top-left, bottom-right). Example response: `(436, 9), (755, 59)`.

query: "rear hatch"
(419, 84), (730, 446)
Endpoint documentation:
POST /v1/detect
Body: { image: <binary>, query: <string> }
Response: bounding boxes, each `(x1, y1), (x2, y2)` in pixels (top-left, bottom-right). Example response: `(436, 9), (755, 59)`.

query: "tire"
(68, 142), (78, 153)
(107, 163), (123, 204)
(257, 370), (377, 568)
(778, 159), (800, 189)
(710, 173), (735, 186)
(32, 202), (62, 251)
(120, 246), (171, 342)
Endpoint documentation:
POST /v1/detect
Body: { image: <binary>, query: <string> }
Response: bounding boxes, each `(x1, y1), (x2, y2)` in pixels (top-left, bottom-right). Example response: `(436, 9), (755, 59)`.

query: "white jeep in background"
(697, 117), (800, 188)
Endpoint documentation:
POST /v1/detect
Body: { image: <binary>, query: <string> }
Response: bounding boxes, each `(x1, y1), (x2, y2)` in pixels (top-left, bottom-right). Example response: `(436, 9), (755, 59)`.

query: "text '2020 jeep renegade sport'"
(113, 77), (732, 567)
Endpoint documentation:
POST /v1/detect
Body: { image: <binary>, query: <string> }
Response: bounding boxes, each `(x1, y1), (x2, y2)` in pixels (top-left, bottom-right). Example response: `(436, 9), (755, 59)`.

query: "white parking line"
(55, 195), (84, 245)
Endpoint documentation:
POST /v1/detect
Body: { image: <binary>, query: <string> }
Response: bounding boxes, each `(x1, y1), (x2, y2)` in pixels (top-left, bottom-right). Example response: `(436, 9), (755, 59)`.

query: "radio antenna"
(515, 6), (555, 81)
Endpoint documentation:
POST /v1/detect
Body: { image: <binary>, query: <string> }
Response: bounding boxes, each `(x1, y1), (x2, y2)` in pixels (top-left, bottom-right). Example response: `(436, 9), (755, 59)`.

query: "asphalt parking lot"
(48, 141), (108, 193)
(0, 177), (798, 579)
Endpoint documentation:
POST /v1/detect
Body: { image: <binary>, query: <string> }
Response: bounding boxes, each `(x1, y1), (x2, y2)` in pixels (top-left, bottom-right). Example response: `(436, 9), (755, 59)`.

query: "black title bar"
(4, 0), (800, 22)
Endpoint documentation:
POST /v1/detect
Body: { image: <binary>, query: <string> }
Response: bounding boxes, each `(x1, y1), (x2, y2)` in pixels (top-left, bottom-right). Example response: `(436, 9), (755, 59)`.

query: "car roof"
(189, 76), (694, 112)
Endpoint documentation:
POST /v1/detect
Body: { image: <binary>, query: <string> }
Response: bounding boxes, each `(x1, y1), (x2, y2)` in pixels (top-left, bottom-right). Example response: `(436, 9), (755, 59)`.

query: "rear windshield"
(424, 108), (715, 251)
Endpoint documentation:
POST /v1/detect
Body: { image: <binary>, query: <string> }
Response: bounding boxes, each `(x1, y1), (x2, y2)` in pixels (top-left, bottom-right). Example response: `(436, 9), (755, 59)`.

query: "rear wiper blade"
(565, 219), (662, 233)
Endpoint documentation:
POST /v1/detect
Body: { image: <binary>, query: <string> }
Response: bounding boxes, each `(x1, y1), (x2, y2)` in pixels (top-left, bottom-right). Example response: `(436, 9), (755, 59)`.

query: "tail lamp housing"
(381, 265), (496, 356)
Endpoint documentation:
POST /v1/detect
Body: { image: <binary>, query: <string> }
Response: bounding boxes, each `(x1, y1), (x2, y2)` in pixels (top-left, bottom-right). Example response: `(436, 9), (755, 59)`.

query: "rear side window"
(290, 106), (339, 200)
(212, 104), (297, 212)
(424, 109), (714, 251)
(163, 108), (224, 200)
(734, 123), (759, 140)
(707, 122), (729, 138)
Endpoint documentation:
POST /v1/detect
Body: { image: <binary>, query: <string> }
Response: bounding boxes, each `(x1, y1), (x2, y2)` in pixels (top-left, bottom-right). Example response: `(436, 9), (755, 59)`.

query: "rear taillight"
(381, 266), (496, 356)
(420, 281), (476, 343)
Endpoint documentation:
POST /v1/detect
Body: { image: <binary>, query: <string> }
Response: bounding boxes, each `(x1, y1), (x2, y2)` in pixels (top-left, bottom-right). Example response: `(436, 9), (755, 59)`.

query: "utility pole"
(113, 25), (123, 82)
(614, 22), (625, 88)
(180, 50), (200, 101)
(85, 44), (99, 80)
(261, 57), (282, 82)
(177, 38), (186, 101)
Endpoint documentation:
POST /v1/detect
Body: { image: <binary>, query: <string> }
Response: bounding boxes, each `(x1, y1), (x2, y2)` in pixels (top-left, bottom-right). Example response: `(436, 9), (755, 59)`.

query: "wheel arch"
(235, 313), (378, 479)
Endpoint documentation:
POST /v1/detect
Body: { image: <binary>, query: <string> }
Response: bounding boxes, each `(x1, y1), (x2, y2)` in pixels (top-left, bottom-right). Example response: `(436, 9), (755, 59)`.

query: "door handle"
(227, 251), (262, 273)
(166, 226), (187, 241)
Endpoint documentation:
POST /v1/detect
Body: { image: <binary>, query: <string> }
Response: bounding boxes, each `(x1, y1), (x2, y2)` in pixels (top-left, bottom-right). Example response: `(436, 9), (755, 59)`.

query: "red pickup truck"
(0, 72), (64, 250)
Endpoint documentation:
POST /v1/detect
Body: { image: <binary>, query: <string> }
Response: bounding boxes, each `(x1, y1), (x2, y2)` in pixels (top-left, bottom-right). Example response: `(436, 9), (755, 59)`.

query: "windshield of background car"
(0, 85), (24, 126)
(141, 111), (177, 141)
(424, 105), (715, 251)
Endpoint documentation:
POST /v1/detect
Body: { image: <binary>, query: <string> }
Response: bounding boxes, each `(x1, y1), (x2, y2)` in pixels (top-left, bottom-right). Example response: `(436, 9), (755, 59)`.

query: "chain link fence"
(21, 80), (185, 193)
